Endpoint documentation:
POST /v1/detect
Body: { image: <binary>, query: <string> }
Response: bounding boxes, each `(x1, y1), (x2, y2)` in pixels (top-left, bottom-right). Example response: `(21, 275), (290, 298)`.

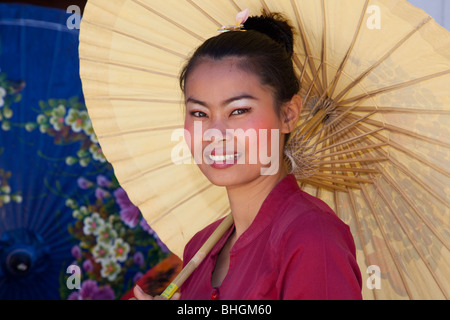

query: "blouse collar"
(213, 174), (300, 255)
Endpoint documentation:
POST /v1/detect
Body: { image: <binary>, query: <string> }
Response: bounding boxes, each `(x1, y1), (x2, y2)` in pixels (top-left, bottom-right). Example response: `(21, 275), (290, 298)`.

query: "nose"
(203, 119), (232, 143)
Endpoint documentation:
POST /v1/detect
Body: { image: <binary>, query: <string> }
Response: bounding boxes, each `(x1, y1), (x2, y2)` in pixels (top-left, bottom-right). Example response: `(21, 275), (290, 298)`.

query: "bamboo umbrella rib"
(341, 125), (450, 295)
(293, 107), (327, 144)
(147, 183), (215, 225)
(385, 156), (449, 207)
(229, 0), (243, 13)
(349, 123), (449, 206)
(328, 0), (369, 97)
(338, 106), (450, 115)
(302, 178), (349, 192)
(334, 16), (432, 102)
(374, 179), (449, 299)
(347, 114), (450, 149)
(360, 183), (414, 299)
(293, 54), (317, 96)
(86, 97), (181, 104)
(303, 62), (325, 112)
(81, 19), (187, 59)
(132, 0), (207, 41)
(97, 124), (182, 139)
(315, 110), (378, 146)
(320, 0), (328, 90)
(260, 0), (270, 14)
(313, 172), (373, 183)
(290, 0), (324, 94)
(373, 163), (450, 252)
(319, 119), (346, 189)
(318, 166), (379, 174)
(333, 122), (379, 185)
(316, 143), (388, 160)
(347, 189), (378, 299)
(344, 117), (450, 177)
(319, 157), (388, 165)
(387, 140), (450, 178)
(306, 127), (384, 154)
(185, 0), (225, 27)
(318, 101), (369, 136)
(340, 69), (450, 107)
(120, 158), (190, 186)
(297, 54), (310, 85)
(79, 56), (178, 79)
(310, 119), (363, 190)
(317, 117), (384, 176)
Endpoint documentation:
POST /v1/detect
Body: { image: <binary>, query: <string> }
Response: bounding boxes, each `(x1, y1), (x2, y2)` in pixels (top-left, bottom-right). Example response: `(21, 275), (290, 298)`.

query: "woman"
(134, 10), (362, 300)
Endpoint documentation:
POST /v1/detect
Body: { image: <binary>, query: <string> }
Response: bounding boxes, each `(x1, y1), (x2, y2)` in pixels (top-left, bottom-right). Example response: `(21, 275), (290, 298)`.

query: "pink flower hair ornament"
(218, 8), (249, 32)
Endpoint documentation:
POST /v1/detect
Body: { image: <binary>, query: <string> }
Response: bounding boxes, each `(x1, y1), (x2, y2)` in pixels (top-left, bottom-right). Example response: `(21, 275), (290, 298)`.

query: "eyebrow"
(186, 94), (258, 107)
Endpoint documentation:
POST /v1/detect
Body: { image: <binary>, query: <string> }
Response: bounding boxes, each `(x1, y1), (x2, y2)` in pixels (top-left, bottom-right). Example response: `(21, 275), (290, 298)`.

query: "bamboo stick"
(160, 214), (234, 299)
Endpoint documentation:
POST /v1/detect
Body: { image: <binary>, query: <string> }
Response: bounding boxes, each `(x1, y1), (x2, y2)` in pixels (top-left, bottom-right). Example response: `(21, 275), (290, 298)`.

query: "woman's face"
(183, 58), (287, 187)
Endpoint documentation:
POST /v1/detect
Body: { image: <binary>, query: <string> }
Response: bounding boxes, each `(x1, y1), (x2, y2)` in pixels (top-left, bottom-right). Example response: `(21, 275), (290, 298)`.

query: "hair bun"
(243, 12), (295, 58)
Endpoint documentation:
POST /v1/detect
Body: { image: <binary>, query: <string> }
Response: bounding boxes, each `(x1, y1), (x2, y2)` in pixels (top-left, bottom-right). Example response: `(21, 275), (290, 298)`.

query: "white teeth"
(208, 154), (239, 162)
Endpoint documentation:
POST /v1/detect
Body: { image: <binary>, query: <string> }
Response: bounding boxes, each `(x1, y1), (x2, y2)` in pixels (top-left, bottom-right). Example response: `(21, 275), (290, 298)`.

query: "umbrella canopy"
(79, 0), (450, 299)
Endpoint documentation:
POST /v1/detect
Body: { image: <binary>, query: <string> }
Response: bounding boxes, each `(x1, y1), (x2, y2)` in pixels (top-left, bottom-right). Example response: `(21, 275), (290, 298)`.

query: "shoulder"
(271, 191), (362, 299)
(271, 189), (356, 257)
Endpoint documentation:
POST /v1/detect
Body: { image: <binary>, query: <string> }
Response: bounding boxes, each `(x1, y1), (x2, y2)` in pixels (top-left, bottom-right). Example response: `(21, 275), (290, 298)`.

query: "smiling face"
(183, 57), (289, 187)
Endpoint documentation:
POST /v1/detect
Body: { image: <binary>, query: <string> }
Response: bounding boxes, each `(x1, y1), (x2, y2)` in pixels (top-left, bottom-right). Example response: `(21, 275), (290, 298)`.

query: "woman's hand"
(131, 285), (181, 300)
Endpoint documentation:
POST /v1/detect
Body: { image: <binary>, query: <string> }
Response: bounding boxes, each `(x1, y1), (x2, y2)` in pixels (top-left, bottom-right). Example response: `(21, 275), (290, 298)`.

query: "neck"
(226, 167), (288, 239)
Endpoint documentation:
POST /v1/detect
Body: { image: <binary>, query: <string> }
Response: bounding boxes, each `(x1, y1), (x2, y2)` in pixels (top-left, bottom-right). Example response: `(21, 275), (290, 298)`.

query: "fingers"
(171, 292), (181, 300)
(133, 285), (154, 300)
(131, 285), (182, 300)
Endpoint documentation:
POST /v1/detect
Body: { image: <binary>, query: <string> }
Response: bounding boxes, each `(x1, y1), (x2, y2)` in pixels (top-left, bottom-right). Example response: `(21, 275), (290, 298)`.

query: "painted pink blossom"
(71, 245), (81, 260)
(96, 175), (111, 188)
(67, 280), (115, 300)
(114, 188), (140, 228)
(77, 177), (93, 189)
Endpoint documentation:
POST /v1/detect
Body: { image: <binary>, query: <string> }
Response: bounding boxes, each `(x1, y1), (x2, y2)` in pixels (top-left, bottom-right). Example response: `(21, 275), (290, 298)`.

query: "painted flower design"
(72, 205), (89, 219)
(133, 251), (145, 268)
(49, 104), (66, 131)
(92, 242), (112, 263)
(65, 109), (90, 133)
(96, 223), (118, 244)
(89, 143), (106, 163)
(82, 213), (105, 236)
(114, 187), (140, 228)
(77, 177), (93, 190)
(95, 187), (110, 200)
(37, 114), (49, 133)
(112, 238), (130, 262)
(96, 175), (111, 188)
(100, 259), (121, 281)
(67, 280), (115, 300)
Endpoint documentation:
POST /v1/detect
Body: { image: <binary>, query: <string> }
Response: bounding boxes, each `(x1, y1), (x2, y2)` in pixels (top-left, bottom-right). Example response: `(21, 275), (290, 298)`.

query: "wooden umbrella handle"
(160, 214), (234, 299)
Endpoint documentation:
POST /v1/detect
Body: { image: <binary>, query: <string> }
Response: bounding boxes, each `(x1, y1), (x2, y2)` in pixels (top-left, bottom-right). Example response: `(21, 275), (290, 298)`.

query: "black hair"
(179, 11), (299, 114)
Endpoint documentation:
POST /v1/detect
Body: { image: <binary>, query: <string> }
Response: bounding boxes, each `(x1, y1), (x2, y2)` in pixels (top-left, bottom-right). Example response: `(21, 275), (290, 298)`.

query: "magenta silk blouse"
(180, 174), (363, 300)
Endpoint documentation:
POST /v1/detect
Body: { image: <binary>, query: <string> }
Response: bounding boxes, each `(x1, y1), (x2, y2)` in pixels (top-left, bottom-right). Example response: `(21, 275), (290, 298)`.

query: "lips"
(206, 149), (242, 168)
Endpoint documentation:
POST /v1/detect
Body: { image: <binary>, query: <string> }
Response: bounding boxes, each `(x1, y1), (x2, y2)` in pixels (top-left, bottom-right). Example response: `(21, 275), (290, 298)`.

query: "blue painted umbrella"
(0, 4), (84, 300)
(0, 4), (168, 299)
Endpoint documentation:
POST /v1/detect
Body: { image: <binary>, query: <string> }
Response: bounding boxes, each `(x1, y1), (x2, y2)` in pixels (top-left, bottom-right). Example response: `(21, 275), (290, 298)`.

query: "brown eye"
(231, 108), (251, 116)
(191, 111), (207, 117)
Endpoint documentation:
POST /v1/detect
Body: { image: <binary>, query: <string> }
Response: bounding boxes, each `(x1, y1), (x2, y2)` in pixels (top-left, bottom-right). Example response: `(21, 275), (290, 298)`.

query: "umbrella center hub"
(307, 96), (337, 124)
(0, 229), (51, 279)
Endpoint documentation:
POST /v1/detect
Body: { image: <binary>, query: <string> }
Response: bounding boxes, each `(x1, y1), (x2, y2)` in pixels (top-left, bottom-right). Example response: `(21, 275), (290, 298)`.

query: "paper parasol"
(79, 0), (450, 299)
